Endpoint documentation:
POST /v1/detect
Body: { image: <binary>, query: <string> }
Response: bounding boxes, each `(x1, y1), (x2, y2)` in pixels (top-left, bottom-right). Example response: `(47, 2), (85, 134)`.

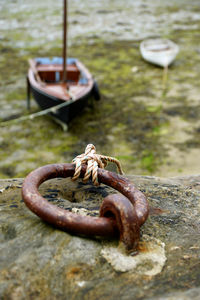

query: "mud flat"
(0, 0), (200, 178)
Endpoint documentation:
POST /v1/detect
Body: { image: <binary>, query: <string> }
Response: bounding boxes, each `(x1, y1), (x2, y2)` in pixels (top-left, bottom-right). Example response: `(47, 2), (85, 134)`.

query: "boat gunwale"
(140, 39), (179, 55)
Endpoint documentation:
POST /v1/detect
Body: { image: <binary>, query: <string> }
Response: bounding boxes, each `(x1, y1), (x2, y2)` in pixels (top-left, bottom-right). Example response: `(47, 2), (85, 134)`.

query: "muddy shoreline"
(0, 0), (200, 178)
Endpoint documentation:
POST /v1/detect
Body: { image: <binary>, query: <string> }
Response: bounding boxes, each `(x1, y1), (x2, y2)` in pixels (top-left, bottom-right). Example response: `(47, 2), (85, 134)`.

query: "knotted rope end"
(71, 144), (124, 186)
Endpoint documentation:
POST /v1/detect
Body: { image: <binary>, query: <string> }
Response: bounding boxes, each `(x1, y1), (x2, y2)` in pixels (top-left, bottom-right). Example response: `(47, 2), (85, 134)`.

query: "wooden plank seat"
(37, 65), (80, 83)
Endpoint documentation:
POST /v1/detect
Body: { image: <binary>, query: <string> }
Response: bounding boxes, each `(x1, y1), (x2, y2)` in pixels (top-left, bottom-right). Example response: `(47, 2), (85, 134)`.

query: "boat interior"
(38, 64), (80, 83)
(29, 57), (88, 85)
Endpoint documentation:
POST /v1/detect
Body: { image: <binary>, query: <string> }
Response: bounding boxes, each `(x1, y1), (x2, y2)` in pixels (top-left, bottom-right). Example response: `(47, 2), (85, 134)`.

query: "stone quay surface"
(0, 174), (200, 299)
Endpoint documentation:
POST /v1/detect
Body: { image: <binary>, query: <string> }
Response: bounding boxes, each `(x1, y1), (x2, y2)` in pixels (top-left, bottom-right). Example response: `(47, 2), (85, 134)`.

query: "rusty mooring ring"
(22, 163), (149, 251)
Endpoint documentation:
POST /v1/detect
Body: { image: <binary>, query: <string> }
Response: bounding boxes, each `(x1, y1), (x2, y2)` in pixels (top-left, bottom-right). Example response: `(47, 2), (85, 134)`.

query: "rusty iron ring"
(22, 163), (149, 251)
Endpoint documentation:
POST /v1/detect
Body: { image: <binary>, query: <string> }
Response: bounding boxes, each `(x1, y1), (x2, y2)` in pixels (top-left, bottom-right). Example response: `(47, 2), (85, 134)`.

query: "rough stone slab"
(0, 174), (200, 299)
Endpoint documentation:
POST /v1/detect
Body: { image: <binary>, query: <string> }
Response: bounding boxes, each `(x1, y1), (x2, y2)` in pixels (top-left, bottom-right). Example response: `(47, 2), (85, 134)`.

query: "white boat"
(140, 39), (179, 68)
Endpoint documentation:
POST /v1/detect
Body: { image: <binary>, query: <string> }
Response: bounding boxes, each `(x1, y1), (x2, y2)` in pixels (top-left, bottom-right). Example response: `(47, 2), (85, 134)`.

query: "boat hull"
(29, 82), (93, 125)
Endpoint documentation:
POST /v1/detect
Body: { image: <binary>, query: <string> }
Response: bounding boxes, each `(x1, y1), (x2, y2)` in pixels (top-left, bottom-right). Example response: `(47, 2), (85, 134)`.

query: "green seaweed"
(0, 2), (200, 178)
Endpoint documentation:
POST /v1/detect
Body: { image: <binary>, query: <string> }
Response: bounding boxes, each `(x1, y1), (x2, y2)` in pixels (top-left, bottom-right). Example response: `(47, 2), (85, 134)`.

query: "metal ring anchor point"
(22, 163), (149, 251)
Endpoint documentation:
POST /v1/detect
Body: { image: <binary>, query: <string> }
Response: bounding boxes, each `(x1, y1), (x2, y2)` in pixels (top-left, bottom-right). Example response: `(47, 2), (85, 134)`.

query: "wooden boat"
(140, 39), (179, 68)
(27, 0), (100, 128)
(27, 57), (100, 127)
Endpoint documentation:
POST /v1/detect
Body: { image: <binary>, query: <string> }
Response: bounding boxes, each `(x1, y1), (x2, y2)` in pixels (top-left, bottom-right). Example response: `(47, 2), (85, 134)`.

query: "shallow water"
(0, 0), (200, 179)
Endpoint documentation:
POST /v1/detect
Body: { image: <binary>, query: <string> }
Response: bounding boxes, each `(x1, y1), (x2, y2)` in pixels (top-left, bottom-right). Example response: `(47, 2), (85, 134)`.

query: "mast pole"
(62, 0), (67, 83)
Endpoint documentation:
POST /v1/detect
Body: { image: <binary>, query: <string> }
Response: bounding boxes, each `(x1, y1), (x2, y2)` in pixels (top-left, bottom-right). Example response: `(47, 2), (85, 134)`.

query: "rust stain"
(66, 267), (82, 280)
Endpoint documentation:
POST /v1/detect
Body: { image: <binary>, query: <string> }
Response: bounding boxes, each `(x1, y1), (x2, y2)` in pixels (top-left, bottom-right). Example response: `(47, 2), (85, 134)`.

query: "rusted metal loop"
(22, 163), (149, 251)
(100, 194), (140, 250)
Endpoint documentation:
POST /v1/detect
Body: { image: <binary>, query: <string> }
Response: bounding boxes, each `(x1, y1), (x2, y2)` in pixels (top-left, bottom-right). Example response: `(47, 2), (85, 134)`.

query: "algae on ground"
(0, 0), (200, 179)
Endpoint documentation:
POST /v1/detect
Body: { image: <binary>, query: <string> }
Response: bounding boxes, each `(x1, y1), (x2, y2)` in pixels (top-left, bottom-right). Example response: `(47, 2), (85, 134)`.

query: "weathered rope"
(72, 144), (124, 186)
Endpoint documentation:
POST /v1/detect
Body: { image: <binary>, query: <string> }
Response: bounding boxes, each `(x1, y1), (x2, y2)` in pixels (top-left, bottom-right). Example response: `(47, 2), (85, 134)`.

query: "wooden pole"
(63, 0), (67, 83)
